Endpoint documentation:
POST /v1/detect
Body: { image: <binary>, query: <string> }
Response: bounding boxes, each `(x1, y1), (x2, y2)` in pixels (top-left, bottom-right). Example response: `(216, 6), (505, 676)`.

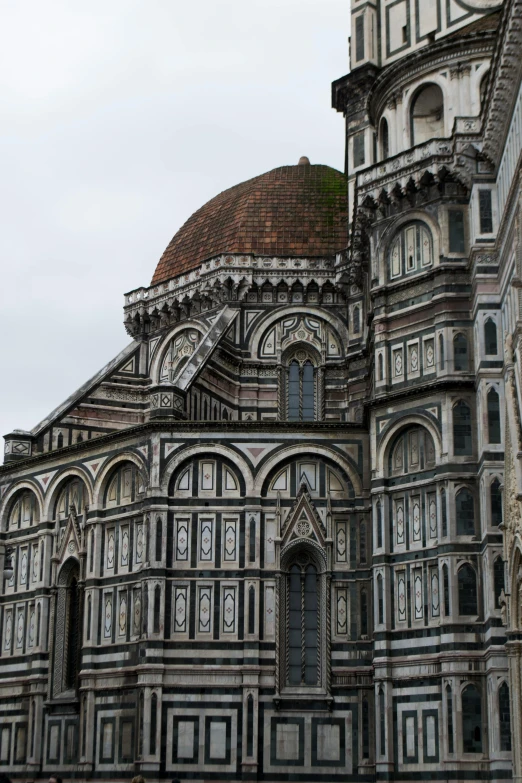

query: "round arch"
(376, 415), (442, 477)
(248, 306), (348, 358)
(404, 78), (448, 145)
(57, 555), (80, 587)
(254, 444), (362, 497)
(93, 452), (149, 507)
(281, 537), (327, 572)
(149, 321), (207, 383)
(375, 210), (442, 283)
(161, 443), (254, 496)
(43, 467), (93, 519)
(0, 481), (44, 530)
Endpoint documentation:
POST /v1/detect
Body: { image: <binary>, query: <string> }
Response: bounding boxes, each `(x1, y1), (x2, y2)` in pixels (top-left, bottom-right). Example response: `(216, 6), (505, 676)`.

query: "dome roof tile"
(151, 162), (348, 285)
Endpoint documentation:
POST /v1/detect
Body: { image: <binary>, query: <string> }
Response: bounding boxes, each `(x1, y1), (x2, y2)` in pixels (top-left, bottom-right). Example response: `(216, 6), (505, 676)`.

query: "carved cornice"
(483, 0), (522, 163)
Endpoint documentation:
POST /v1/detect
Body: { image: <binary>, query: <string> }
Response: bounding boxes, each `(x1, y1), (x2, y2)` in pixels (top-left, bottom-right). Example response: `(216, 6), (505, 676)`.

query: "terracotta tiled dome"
(151, 161), (348, 285)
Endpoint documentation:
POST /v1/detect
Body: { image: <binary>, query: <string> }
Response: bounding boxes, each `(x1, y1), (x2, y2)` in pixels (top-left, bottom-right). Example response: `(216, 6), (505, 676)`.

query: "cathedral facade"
(1, 0), (522, 780)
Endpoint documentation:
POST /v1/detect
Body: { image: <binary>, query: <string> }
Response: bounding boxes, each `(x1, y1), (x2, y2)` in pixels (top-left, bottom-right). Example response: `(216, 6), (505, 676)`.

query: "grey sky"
(0, 0), (349, 450)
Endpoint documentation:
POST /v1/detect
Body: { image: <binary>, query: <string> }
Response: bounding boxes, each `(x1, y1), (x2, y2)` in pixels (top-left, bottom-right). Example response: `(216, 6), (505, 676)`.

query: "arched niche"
(260, 450), (359, 499)
(410, 83), (444, 145)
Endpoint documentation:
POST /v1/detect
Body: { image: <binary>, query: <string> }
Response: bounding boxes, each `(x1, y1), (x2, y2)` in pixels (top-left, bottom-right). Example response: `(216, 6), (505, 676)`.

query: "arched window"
(443, 564), (450, 616)
(456, 488), (475, 535)
(104, 463), (144, 509)
(380, 117), (389, 159)
(57, 432), (64, 449)
(379, 687), (386, 755)
(453, 334), (469, 371)
(439, 333), (445, 370)
(378, 353), (384, 381)
(248, 585), (255, 635)
(8, 490), (39, 528)
(377, 574), (384, 624)
(285, 354), (317, 421)
(389, 426), (436, 475)
(499, 682), (511, 751)
(453, 401), (472, 455)
(359, 519), (367, 563)
(353, 305), (361, 334)
(246, 694), (254, 757)
(203, 398), (208, 419)
(487, 388), (501, 444)
(446, 685), (454, 754)
(193, 394), (198, 420)
(491, 478), (502, 526)
(155, 517), (162, 562)
(441, 488), (448, 537)
(458, 564), (478, 615)
(55, 477), (86, 520)
(223, 408), (229, 421)
(86, 595), (92, 641)
(462, 684), (482, 753)
(389, 222), (433, 279)
(376, 500), (383, 548)
(213, 404), (218, 420)
(66, 574), (80, 689)
(360, 589), (368, 636)
(362, 698), (370, 759)
(153, 585), (161, 634)
(150, 693), (158, 755)
(288, 562), (318, 685)
(411, 83), (444, 145)
(484, 318), (498, 355)
(494, 557), (505, 609)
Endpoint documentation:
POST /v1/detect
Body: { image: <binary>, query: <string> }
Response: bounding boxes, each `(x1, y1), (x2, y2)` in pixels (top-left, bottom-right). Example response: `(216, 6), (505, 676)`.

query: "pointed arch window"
(9, 490), (40, 529)
(284, 351), (319, 421)
(462, 684), (482, 753)
(487, 387), (501, 444)
(491, 478), (502, 526)
(278, 546), (328, 695)
(389, 426), (435, 476)
(389, 222), (433, 280)
(456, 488), (475, 536)
(484, 318), (498, 355)
(453, 333), (469, 371)
(458, 564), (478, 615)
(380, 117), (389, 159)
(453, 401), (472, 455)
(499, 682), (511, 751)
(494, 557), (505, 609)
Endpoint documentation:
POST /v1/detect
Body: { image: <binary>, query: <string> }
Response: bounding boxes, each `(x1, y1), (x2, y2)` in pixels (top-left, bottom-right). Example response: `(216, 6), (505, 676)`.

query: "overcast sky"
(0, 0), (349, 451)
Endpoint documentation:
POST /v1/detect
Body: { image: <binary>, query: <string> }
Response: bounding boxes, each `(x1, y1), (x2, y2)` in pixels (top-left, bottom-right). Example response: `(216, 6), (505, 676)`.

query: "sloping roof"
(447, 9), (501, 37)
(151, 161), (348, 285)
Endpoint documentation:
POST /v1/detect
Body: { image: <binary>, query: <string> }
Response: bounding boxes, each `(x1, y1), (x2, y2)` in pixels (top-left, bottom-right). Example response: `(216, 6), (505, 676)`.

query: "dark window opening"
(499, 683), (511, 752)
(487, 388), (501, 444)
(377, 501), (383, 548)
(66, 576), (80, 690)
(456, 488), (475, 536)
(443, 564), (450, 616)
(494, 557), (505, 609)
(353, 132), (365, 168)
(491, 479), (502, 526)
(153, 585), (161, 634)
(449, 210), (465, 253)
(454, 334), (469, 372)
(249, 517), (256, 562)
(150, 693), (158, 755)
(458, 564), (478, 615)
(446, 685), (454, 753)
(379, 688), (386, 756)
(355, 15), (365, 61)
(479, 189), (493, 234)
(247, 695), (254, 757)
(453, 401), (472, 455)
(155, 517), (162, 562)
(485, 319), (498, 355)
(377, 574), (384, 624)
(380, 117), (389, 160)
(361, 589), (368, 636)
(441, 489), (448, 537)
(439, 334), (445, 370)
(287, 359), (315, 421)
(462, 685), (482, 753)
(362, 699), (370, 759)
(288, 563), (319, 686)
(248, 586), (256, 635)
(359, 520), (367, 564)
